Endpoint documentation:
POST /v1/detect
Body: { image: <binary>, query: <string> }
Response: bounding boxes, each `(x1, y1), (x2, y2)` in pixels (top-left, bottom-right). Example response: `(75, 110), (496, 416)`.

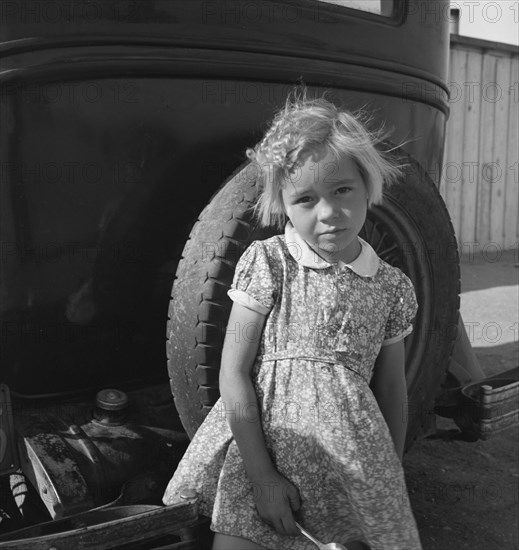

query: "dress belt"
(256, 350), (369, 384)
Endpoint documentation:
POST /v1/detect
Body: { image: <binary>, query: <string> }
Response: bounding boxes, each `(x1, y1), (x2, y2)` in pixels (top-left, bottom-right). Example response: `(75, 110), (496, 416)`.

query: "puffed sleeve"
(382, 272), (418, 346)
(227, 241), (279, 316)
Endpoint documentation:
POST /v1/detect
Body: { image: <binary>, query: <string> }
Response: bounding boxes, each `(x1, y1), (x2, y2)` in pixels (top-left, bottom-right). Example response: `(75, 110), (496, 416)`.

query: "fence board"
(443, 47), (466, 241)
(443, 37), (518, 250)
(505, 59), (519, 249)
(460, 49), (482, 246)
(476, 53), (497, 244)
(490, 55), (510, 244)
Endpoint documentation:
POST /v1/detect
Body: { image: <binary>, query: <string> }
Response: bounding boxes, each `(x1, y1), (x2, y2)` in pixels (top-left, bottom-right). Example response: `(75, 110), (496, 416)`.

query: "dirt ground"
(403, 247), (519, 550)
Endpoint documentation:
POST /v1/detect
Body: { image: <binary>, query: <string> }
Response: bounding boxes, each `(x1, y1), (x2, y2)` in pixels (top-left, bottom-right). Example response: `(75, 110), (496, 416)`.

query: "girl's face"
(281, 147), (368, 264)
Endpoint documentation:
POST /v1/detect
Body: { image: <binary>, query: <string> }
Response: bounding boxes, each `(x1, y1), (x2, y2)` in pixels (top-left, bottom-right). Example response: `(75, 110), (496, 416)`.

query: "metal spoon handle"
(295, 521), (323, 549)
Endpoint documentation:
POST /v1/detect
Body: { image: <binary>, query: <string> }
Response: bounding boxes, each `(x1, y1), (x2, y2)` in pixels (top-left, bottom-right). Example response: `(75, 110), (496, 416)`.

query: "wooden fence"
(440, 35), (518, 252)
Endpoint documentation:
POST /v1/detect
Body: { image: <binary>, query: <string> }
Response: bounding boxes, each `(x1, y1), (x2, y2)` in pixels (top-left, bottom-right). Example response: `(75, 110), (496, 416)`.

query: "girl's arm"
(219, 301), (300, 536)
(370, 340), (408, 461)
(219, 301), (273, 478)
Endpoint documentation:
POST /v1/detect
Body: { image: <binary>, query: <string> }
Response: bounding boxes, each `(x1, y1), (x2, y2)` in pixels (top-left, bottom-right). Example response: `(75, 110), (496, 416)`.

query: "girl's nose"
(317, 199), (341, 221)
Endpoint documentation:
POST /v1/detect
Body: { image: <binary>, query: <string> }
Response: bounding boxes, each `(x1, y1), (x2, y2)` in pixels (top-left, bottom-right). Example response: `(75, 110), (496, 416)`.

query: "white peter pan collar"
(284, 221), (379, 277)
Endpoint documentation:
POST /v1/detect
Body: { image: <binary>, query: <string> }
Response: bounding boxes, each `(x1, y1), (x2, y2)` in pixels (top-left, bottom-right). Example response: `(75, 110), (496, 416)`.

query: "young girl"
(163, 91), (423, 550)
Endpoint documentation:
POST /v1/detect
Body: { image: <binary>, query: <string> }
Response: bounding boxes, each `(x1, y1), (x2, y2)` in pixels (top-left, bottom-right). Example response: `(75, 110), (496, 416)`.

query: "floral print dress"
(163, 221), (423, 550)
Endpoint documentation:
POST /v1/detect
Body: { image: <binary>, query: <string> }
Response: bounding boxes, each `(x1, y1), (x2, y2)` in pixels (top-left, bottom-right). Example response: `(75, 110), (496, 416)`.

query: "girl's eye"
(296, 196), (313, 204)
(336, 186), (352, 194)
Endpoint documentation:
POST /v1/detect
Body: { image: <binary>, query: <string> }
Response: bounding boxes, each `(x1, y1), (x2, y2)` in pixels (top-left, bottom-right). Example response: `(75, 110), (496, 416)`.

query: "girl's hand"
(251, 468), (301, 537)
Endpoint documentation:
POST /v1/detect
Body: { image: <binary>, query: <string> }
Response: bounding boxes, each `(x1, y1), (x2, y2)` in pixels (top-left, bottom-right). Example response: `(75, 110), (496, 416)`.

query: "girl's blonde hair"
(246, 88), (402, 230)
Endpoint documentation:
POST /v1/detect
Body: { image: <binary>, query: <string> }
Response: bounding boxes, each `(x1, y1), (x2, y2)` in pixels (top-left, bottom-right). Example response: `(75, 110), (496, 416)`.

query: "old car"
(1, 0), (517, 547)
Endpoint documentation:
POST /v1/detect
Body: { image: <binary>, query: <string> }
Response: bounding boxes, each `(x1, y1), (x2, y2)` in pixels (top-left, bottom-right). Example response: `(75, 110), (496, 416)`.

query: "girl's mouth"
(320, 228), (346, 235)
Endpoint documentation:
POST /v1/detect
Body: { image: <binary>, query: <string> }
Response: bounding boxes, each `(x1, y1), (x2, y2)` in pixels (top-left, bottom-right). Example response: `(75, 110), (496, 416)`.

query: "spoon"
(295, 521), (347, 550)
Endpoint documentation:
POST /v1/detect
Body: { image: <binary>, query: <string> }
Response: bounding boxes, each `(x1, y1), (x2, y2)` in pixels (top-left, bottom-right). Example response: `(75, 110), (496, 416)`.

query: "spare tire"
(166, 153), (460, 449)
